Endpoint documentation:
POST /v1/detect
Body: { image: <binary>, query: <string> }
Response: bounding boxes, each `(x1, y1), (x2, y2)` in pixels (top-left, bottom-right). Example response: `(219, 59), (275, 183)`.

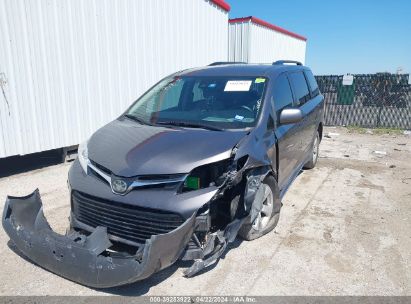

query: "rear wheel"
(304, 131), (320, 169)
(239, 176), (281, 241)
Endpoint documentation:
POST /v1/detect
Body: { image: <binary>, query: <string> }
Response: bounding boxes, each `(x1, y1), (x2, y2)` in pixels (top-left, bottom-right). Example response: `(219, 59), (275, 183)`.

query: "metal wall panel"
(228, 20), (250, 62)
(0, 0), (229, 158)
(229, 20), (306, 64)
(249, 23), (306, 64)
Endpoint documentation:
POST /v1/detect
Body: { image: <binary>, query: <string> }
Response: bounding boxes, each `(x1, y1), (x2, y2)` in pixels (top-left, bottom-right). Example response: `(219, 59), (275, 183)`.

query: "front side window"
(126, 76), (267, 129)
(272, 74), (294, 113)
(289, 71), (310, 106)
(304, 69), (320, 97)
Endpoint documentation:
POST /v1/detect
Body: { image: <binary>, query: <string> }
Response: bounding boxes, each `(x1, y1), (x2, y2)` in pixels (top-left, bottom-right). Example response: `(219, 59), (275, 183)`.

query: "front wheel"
(238, 176), (281, 241)
(304, 131), (320, 169)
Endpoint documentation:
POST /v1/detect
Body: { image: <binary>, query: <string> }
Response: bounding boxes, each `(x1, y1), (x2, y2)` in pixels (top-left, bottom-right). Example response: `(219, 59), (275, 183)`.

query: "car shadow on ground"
(102, 237), (243, 296)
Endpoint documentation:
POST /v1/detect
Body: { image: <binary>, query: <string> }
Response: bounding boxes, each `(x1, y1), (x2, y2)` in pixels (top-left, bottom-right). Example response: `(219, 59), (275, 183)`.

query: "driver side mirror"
(279, 108), (303, 125)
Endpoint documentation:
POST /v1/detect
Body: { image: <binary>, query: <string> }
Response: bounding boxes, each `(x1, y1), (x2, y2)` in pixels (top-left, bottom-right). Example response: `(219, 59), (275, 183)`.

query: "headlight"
(182, 158), (232, 192)
(78, 140), (89, 173)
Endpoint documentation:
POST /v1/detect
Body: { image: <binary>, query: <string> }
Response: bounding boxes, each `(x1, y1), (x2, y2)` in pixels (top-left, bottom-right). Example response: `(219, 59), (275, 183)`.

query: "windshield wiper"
(156, 121), (223, 131)
(124, 114), (153, 126)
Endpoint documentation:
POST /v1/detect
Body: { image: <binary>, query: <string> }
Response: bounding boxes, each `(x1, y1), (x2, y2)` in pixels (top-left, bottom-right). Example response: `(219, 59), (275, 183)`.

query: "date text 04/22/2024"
(149, 296), (257, 303)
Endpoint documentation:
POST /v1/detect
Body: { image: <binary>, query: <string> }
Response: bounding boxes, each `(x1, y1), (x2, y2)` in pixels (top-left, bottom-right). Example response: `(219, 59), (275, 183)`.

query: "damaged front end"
(180, 153), (277, 277)
(2, 147), (277, 287)
(2, 190), (195, 288)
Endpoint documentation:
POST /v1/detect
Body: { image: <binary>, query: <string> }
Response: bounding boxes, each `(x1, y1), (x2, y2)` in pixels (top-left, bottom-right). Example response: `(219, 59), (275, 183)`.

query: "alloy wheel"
(252, 184), (274, 231)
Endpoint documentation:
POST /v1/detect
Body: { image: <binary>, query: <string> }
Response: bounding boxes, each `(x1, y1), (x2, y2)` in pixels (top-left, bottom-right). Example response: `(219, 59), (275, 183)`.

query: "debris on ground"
(373, 150), (387, 156)
(325, 132), (340, 138)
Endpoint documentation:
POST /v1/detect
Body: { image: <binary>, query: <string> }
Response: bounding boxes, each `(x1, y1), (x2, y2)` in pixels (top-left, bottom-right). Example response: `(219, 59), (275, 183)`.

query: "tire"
(304, 131), (320, 169)
(238, 175), (281, 241)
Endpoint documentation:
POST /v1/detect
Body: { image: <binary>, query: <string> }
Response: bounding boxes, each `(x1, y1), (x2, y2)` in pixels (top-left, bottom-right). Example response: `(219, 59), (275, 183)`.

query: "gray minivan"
(3, 61), (324, 287)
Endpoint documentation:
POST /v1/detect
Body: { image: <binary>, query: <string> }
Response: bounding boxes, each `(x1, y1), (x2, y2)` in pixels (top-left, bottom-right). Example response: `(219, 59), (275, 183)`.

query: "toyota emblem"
(111, 179), (128, 194)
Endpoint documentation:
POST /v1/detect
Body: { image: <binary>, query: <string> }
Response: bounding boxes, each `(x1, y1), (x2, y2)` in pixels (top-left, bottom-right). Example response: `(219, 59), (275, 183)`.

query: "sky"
(229, 0), (411, 75)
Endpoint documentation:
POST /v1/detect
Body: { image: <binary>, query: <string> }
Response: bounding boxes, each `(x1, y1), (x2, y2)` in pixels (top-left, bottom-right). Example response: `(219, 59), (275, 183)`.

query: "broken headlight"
(78, 140), (89, 174)
(182, 158), (233, 192)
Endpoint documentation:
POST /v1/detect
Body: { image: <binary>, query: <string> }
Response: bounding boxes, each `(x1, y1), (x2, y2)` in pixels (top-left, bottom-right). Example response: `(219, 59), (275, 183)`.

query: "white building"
(0, 0), (230, 158)
(0, 1), (307, 159)
(229, 16), (307, 64)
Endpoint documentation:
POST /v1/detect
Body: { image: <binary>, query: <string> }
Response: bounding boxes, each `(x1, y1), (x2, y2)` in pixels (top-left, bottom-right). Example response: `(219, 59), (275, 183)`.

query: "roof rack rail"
(273, 60), (303, 66)
(208, 61), (247, 66)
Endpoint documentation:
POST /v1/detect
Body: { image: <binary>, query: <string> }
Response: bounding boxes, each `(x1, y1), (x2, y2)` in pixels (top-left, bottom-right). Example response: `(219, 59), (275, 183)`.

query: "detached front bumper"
(2, 190), (196, 288)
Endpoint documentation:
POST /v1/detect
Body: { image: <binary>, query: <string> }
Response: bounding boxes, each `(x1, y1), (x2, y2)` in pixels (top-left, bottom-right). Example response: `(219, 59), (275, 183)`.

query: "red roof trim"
(229, 16), (307, 41)
(210, 0), (231, 12)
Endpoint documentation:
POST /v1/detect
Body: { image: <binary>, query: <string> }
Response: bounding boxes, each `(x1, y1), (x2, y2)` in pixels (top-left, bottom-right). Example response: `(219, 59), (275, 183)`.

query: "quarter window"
(289, 71), (310, 106)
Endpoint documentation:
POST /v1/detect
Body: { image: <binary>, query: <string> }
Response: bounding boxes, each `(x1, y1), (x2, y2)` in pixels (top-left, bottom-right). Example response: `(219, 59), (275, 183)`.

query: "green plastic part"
(185, 176), (200, 190)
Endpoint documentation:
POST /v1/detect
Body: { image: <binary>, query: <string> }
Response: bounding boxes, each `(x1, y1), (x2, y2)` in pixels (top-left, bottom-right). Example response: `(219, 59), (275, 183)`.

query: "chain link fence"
(315, 73), (411, 129)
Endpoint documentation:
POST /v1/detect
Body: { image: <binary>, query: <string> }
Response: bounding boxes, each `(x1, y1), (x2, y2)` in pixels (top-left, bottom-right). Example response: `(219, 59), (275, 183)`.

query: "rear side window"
(272, 74), (294, 112)
(304, 70), (320, 97)
(289, 71), (310, 106)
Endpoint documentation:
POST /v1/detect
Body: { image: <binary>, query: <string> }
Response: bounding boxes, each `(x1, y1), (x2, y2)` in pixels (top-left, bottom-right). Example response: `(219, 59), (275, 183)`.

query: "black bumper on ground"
(2, 190), (196, 288)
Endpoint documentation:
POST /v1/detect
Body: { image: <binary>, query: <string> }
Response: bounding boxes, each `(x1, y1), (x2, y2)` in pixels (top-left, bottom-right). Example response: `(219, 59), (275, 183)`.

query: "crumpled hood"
(88, 118), (247, 177)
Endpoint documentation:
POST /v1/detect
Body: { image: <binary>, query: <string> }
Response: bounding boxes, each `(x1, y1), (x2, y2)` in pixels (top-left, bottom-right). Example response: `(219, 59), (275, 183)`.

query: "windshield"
(125, 75), (267, 130)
